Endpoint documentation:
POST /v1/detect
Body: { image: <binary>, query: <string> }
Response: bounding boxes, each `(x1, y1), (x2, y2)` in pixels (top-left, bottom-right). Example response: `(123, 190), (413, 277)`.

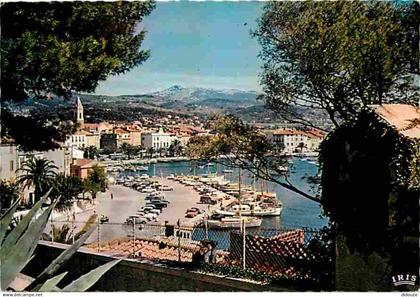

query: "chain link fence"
(42, 219), (333, 289)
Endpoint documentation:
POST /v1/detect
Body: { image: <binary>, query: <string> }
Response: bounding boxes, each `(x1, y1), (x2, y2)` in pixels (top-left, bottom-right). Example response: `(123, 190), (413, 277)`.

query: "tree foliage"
(0, 180), (20, 211)
(83, 164), (107, 199)
(50, 174), (84, 211)
(186, 114), (318, 202)
(16, 157), (58, 202)
(120, 143), (138, 159)
(319, 109), (419, 281)
(1, 1), (155, 101)
(84, 146), (99, 160)
(1, 1), (155, 151)
(254, 1), (419, 127)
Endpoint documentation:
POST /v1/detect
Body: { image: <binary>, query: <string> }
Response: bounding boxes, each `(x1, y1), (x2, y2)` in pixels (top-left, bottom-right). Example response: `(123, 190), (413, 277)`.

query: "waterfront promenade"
(50, 177), (233, 244)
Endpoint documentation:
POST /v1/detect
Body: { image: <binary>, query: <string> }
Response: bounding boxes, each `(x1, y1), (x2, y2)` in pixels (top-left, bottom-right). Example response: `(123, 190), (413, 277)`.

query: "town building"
(85, 131), (101, 149)
(100, 128), (132, 151)
(0, 142), (19, 180)
(65, 130), (87, 148)
(141, 128), (177, 149)
(84, 122), (113, 134)
(126, 126), (142, 146)
(100, 133), (118, 151)
(70, 159), (103, 179)
(267, 128), (326, 154)
(17, 148), (72, 176)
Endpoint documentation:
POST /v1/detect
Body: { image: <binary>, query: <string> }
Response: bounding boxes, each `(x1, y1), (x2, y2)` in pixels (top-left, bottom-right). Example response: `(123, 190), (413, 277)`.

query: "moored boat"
(215, 202), (282, 217)
(207, 216), (262, 229)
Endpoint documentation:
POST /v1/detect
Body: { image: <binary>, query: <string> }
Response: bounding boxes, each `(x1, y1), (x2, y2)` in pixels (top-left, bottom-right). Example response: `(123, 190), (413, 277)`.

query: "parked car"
(126, 215), (147, 225)
(144, 188), (156, 193)
(100, 215), (109, 224)
(161, 185), (173, 191)
(144, 213), (157, 220)
(185, 208), (199, 218)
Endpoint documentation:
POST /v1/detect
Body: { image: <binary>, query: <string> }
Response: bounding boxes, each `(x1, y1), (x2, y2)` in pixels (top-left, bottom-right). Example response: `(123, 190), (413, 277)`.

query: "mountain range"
(122, 85), (262, 111)
(7, 85), (330, 125)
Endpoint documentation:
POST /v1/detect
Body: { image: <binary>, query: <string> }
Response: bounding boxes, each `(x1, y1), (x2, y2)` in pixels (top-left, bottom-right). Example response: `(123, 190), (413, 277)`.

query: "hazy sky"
(95, 1), (264, 95)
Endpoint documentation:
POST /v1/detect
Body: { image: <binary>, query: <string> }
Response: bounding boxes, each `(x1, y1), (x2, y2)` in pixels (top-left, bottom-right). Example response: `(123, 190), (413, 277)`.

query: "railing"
(42, 220), (334, 290)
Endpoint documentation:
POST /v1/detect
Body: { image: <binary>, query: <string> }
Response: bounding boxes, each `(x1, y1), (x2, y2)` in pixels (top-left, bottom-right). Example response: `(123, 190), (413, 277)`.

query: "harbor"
(103, 155), (327, 231)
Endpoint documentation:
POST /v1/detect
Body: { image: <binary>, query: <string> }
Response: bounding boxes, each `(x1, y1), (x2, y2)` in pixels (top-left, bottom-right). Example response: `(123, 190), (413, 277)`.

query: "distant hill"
(7, 86), (331, 126)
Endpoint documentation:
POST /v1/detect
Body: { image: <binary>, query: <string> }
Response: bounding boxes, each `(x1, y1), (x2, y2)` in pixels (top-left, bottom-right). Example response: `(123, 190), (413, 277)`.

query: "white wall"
(0, 144), (18, 180)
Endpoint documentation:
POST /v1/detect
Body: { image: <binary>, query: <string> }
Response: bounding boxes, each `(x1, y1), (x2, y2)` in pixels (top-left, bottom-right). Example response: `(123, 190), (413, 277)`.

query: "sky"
(95, 1), (264, 95)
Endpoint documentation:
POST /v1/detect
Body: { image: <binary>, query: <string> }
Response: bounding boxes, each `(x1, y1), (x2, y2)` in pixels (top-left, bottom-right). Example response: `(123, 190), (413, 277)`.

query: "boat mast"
(238, 165), (242, 231)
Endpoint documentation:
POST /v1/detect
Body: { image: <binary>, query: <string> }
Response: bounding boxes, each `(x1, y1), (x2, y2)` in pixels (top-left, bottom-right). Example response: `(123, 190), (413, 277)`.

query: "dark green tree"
(50, 174), (84, 211)
(16, 157), (57, 202)
(0, 180), (20, 211)
(146, 147), (155, 159)
(83, 146), (99, 160)
(120, 143), (138, 159)
(168, 139), (183, 157)
(83, 164), (107, 199)
(254, 1), (419, 127)
(1, 1), (155, 150)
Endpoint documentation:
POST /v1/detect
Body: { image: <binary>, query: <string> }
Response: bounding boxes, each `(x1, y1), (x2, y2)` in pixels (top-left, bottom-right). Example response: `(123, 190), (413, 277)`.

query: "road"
(153, 177), (204, 225)
(46, 178), (236, 245)
(78, 185), (147, 244)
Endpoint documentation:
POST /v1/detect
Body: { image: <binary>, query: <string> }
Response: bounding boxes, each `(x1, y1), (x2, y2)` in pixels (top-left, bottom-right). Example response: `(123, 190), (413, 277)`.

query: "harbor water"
(140, 158), (328, 230)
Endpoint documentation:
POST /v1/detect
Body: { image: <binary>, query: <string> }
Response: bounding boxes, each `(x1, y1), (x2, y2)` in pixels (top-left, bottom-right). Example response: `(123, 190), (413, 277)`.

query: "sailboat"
(210, 165), (262, 228)
(216, 173), (282, 217)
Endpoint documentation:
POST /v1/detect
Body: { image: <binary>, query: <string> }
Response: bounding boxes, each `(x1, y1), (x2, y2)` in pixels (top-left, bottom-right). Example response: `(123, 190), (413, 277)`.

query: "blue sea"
(141, 158), (328, 230)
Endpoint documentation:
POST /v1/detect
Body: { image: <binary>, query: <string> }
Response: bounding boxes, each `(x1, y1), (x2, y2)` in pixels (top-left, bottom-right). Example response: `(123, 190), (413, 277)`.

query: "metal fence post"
(242, 219), (246, 270)
(97, 216), (100, 252)
(204, 215), (208, 240)
(177, 219), (181, 262)
(133, 219), (136, 257)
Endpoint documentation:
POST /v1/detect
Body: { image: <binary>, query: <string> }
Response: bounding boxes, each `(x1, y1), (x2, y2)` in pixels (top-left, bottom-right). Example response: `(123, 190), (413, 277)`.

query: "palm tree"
(146, 147), (155, 158)
(296, 142), (306, 153)
(16, 157), (57, 203)
(83, 146), (99, 159)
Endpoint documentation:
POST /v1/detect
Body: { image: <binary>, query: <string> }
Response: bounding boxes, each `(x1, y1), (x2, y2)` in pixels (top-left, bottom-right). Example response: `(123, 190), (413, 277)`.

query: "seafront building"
(267, 128), (326, 154)
(141, 128), (177, 149)
(0, 141), (19, 180)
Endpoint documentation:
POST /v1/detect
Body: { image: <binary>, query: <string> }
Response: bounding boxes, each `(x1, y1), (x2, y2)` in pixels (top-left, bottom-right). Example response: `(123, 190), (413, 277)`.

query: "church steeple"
(75, 96), (84, 129)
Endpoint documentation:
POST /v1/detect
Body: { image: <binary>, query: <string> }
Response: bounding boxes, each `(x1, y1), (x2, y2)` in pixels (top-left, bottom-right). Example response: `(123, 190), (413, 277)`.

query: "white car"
(141, 187), (155, 193)
(144, 213), (157, 220)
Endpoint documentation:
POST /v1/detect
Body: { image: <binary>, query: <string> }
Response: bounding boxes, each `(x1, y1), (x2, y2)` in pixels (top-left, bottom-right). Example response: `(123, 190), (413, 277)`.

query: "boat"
(136, 166), (149, 171)
(207, 216), (262, 229)
(215, 202), (282, 217)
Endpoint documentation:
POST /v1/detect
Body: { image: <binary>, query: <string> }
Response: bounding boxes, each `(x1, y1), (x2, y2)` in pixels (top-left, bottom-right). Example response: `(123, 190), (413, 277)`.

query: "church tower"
(75, 96), (84, 129)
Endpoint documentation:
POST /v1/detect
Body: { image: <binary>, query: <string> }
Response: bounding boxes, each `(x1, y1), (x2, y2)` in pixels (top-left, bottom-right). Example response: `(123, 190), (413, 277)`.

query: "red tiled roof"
(114, 128), (129, 134)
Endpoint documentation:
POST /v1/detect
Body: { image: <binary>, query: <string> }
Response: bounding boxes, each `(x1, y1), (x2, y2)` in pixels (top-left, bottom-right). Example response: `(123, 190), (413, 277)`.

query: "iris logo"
(391, 274), (417, 286)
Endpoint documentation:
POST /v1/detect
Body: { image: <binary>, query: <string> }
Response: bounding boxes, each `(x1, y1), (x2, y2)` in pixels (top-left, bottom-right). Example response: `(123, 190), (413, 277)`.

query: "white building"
(18, 147), (72, 176)
(65, 131), (87, 148)
(268, 129), (325, 154)
(0, 142), (19, 180)
(141, 128), (177, 149)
